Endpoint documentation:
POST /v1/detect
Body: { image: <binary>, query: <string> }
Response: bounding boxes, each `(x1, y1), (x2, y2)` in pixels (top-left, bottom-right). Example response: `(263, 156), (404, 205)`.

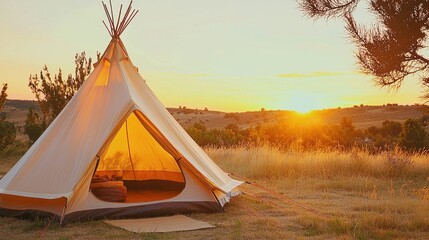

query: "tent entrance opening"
(90, 110), (185, 203)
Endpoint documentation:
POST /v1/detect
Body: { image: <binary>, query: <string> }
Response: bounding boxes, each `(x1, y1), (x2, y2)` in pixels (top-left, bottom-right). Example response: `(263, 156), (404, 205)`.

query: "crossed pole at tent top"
(102, 0), (139, 39)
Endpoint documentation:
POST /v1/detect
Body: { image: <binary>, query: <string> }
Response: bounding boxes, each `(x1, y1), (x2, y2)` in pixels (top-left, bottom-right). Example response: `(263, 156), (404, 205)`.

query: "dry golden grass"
(206, 144), (429, 180)
(0, 144), (428, 239)
(207, 145), (429, 239)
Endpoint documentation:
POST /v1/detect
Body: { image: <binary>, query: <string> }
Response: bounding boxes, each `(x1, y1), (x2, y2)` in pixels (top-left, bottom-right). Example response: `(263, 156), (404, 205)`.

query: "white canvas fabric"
(0, 38), (242, 221)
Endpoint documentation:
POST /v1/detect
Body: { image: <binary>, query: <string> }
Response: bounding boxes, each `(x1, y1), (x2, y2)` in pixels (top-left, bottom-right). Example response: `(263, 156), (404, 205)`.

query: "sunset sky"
(0, 1), (423, 112)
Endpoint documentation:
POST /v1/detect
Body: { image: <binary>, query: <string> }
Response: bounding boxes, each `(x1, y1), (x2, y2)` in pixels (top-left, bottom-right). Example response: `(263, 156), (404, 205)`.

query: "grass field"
(0, 144), (428, 239)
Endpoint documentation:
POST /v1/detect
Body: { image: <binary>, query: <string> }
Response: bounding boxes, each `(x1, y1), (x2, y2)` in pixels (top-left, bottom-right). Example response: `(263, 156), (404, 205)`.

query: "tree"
(336, 116), (360, 148)
(380, 120), (402, 137)
(24, 107), (45, 143)
(28, 52), (94, 125)
(0, 84), (16, 149)
(0, 121), (16, 149)
(0, 83), (7, 113)
(400, 118), (427, 150)
(24, 52), (96, 142)
(299, 1), (429, 94)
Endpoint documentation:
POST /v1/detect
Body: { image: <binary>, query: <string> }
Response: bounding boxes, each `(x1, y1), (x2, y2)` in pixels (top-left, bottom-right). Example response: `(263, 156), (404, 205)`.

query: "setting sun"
(284, 92), (331, 114)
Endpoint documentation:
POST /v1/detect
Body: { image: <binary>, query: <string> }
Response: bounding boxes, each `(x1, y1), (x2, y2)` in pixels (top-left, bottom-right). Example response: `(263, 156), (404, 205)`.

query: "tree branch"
(298, 0), (360, 18)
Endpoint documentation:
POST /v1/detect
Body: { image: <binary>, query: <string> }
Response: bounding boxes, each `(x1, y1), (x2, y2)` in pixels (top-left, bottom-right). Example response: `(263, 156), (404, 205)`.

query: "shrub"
(0, 120), (16, 149)
(400, 119), (427, 150)
(24, 107), (46, 143)
(0, 84), (7, 112)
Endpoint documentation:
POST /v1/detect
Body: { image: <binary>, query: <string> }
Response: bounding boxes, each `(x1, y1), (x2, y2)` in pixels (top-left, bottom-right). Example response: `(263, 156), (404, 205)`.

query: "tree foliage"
(28, 52), (93, 124)
(400, 118), (427, 150)
(299, 0), (429, 94)
(0, 84), (16, 149)
(0, 121), (16, 149)
(24, 107), (45, 143)
(365, 120), (402, 148)
(0, 83), (7, 113)
(25, 52), (95, 142)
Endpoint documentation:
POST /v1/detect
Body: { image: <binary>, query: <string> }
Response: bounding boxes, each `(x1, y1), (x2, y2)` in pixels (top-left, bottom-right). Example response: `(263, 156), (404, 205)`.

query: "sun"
(291, 102), (316, 114)
(284, 92), (330, 113)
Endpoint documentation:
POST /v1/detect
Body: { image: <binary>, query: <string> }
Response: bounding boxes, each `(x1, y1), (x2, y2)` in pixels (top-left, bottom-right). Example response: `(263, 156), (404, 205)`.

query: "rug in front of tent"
(104, 215), (215, 233)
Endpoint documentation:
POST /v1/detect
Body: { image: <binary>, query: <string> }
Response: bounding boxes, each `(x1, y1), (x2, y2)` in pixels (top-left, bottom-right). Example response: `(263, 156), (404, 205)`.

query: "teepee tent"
(0, 1), (242, 224)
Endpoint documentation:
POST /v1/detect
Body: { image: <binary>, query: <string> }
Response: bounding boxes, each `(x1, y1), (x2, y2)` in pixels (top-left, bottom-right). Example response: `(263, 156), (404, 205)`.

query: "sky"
(0, 0), (424, 112)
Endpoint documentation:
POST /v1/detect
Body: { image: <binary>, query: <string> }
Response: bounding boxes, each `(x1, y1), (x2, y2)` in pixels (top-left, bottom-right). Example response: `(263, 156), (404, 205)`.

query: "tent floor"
(92, 180), (185, 203)
(123, 180), (185, 203)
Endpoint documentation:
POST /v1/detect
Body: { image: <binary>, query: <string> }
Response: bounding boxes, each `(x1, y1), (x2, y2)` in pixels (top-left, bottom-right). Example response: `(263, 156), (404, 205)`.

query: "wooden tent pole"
(103, 3), (115, 35)
(116, 4), (123, 33)
(121, 10), (138, 34)
(118, 1), (133, 34)
(102, 0), (138, 39)
(102, 20), (113, 37)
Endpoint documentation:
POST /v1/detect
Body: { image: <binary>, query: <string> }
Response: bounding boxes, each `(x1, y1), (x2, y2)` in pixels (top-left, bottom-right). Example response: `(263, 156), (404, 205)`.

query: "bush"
(0, 120), (16, 149)
(364, 120), (402, 150)
(400, 119), (427, 150)
(186, 123), (248, 147)
(24, 107), (46, 143)
(0, 84), (7, 112)
(24, 124), (44, 143)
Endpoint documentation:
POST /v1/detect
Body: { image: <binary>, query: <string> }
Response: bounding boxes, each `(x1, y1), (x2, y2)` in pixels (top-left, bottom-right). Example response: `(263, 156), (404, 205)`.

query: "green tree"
(28, 52), (94, 125)
(380, 120), (402, 137)
(0, 84), (16, 149)
(0, 121), (16, 149)
(24, 107), (45, 143)
(338, 116), (358, 147)
(400, 118), (427, 150)
(25, 52), (95, 141)
(0, 83), (7, 113)
(365, 120), (402, 149)
(299, 1), (429, 95)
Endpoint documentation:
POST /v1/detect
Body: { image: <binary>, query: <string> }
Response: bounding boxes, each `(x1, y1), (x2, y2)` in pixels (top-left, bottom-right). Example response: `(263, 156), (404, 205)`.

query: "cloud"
(276, 71), (360, 79)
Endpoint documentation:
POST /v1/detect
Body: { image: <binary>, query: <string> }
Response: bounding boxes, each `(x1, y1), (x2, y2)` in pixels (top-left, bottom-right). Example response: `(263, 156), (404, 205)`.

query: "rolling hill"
(2, 99), (428, 141)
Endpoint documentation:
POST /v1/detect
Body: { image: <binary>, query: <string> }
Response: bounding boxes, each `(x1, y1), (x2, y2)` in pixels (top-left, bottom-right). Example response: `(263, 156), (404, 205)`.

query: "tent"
(0, 1), (242, 224)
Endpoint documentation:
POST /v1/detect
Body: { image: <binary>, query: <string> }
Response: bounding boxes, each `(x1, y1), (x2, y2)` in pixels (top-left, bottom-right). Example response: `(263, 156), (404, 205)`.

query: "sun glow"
(285, 92), (331, 113)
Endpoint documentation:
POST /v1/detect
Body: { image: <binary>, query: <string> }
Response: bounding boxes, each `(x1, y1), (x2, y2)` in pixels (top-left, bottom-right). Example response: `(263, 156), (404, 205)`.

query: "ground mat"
(104, 215), (215, 233)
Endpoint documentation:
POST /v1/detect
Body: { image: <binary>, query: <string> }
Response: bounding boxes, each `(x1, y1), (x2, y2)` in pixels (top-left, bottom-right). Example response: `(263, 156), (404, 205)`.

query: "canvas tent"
(0, 1), (242, 224)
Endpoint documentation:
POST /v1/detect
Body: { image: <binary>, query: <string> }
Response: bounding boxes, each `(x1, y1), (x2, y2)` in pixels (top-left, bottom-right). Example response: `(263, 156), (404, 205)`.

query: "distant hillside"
(1, 100), (428, 141)
(309, 104), (429, 129)
(4, 99), (39, 110)
(169, 104), (428, 130)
